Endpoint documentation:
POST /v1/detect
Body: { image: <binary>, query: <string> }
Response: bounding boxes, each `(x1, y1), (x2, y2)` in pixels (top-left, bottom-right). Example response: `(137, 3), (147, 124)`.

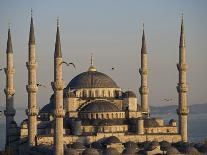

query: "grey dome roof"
(102, 148), (120, 155)
(64, 148), (78, 155)
(166, 147), (180, 155)
(82, 148), (100, 155)
(122, 147), (137, 155)
(71, 142), (86, 149)
(104, 136), (121, 145)
(67, 70), (119, 89)
(80, 100), (120, 112)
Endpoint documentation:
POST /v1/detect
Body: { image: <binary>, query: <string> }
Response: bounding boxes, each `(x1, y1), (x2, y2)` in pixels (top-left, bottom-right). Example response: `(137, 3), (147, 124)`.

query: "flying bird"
(162, 98), (173, 102)
(0, 67), (3, 71)
(61, 61), (76, 69)
(111, 67), (116, 70)
(37, 83), (46, 88)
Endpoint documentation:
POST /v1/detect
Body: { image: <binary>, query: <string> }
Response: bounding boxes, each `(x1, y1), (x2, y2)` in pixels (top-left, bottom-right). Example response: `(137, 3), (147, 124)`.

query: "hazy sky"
(0, 0), (207, 109)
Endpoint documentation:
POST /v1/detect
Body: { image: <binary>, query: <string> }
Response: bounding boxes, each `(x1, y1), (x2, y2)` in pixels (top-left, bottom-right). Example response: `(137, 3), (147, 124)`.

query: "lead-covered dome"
(80, 100), (120, 112)
(67, 70), (119, 89)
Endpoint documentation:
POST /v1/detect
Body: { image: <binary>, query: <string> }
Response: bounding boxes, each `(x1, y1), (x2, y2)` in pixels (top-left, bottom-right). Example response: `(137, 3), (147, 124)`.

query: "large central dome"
(67, 70), (119, 89)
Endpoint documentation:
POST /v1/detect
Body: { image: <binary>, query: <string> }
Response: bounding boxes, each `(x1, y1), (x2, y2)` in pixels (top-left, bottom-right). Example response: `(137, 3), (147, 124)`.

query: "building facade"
(3, 15), (188, 155)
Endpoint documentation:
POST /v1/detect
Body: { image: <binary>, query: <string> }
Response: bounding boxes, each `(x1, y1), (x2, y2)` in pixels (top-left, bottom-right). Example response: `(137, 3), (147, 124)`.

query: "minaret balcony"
(4, 88), (15, 96)
(139, 68), (148, 75)
(176, 85), (188, 93)
(51, 81), (64, 91)
(54, 109), (65, 118)
(176, 108), (189, 115)
(4, 68), (15, 74)
(26, 62), (37, 70)
(139, 87), (149, 94)
(26, 85), (38, 93)
(177, 63), (187, 71)
(26, 108), (38, 116)
(4, 109), (16, 116)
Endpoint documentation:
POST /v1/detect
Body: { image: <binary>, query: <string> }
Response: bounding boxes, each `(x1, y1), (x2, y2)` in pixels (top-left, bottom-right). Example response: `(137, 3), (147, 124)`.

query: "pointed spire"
(6, 27), (13, 53)
(29, 9), (35, 45)
(90, 53), (94, 66)
(141, 23), (147, 54)
(179, 13), (185, 47)
(54, 18), (62, 58)
(88, 53), (96, 72)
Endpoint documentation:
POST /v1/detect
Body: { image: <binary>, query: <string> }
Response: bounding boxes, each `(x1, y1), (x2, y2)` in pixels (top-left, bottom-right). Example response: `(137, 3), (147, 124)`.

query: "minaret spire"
(52, 19), (65, 155)
(4, 27), (17, 148)
(54, 18), (62, 58)
(26, 10), (38, 147)
(177, 14), (188, 142)
(139, 23), (149, 114)
(29, 9), (35, 45)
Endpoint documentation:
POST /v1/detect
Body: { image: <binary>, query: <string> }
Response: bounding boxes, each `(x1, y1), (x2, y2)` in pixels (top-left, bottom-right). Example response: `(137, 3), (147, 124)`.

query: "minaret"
(52, 19), (65, 155)
(176, 14), (189, 142)
(139, 24), (149, 114)
(4, 27), (16, 147)
(26, 11), (38, 146)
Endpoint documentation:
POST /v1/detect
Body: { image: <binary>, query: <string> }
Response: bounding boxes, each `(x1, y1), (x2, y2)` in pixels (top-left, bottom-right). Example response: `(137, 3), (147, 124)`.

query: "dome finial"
(88, 53), (96, 71)
(91, 53), (94, 66)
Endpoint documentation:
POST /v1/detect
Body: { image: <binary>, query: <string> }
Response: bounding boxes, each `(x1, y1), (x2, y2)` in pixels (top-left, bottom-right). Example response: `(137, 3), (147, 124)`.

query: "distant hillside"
(151, 103), (207, 115)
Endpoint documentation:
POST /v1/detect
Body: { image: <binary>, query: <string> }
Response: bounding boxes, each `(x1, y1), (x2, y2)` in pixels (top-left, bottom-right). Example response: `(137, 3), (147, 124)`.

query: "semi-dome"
(82, 148), (100, 155)
(67, 70), (119, 89)
(80, 100), (120, 112)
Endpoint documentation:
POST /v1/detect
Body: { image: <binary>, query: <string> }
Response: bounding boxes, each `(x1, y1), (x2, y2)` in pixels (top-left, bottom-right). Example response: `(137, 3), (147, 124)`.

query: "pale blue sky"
(0, 0), (207, 108)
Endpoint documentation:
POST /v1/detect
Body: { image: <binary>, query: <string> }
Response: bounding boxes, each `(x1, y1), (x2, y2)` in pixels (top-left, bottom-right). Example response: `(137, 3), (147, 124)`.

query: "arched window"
(106, 114), (109, 119)
(96, 113), (99, 119)
(95, 90), (99, 97)
(115, 113), (118, 118)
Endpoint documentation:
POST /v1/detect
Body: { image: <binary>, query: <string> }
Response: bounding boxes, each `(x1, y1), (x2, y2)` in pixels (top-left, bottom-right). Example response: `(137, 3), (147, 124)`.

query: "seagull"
(111, 67), (116, 70)
(0, 67), (3, 71)
(61, 61), (76, 69)
(162, 98), (173, 102)
(37, 83), (46, 88)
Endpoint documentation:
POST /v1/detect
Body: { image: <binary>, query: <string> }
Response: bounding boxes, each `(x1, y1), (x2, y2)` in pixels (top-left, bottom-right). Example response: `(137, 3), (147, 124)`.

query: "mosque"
(2, 14), (190, 155)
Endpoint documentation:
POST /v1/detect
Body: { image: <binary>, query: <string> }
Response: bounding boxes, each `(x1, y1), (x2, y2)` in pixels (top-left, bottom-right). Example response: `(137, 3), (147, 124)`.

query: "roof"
(67, 70), (119, 89)
(103, 136), (121, 145)
(102, 148), (120, 155)
(144, 118), (160, 127)
(80, 100), (120, 112)
(64, 148), (78, 155)
(82, 148), (100, 155)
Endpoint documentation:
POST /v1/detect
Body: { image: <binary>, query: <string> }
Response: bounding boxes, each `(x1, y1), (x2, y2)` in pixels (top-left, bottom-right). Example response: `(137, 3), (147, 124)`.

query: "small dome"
(82, 148), (100, 155)
(67, 71), (119, 89)
(80, 100), (120, 112)
(144, 118), (159, 127)
(104, 136), (121, 145)
(122, 147), (137, 155)
(160, 141), (171, 151)
(71, 142), (86, 150)
(183, 146), (199, 154)
(166, 147), (180, 155)
(123, 91), (136, 98)
(124, 141), (138, 149)
(91, 142), (103, 150)
(102, 148), (120, 155)
(64, 148), (78, 155)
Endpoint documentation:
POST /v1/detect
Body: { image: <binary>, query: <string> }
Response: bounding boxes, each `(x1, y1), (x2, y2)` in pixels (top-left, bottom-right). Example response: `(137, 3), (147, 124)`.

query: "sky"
(0, 0), (207, 109)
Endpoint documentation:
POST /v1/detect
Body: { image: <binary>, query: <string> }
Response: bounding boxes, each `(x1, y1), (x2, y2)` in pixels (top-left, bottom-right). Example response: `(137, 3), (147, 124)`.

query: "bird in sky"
(61, 61), (76, 69)
(37, 83), (47, 88)
(111, 67), (116, 70)
(162, 98), (173, 102)
(0, 67), (3, 71)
